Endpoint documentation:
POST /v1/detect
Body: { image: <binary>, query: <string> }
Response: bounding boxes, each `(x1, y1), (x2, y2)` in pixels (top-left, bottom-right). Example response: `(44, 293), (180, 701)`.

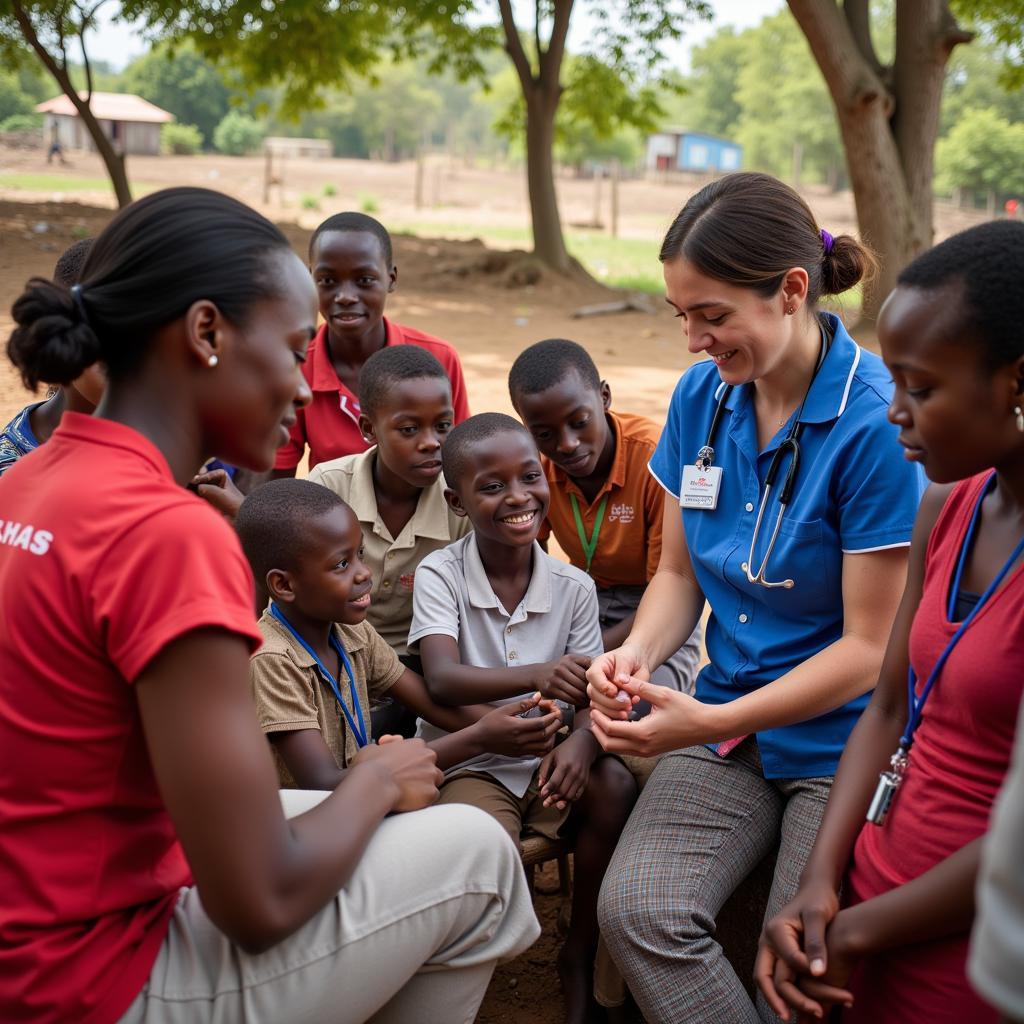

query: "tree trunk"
(67, 98), (132, 207)
(524, 90), (572, 271)
(10, 1), (132, 208)
(788, 0), (970, 327)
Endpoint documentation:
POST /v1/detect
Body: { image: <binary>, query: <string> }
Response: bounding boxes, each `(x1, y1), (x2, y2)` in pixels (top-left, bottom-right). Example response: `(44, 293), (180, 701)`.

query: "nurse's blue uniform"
(598, 313), (926, 1024)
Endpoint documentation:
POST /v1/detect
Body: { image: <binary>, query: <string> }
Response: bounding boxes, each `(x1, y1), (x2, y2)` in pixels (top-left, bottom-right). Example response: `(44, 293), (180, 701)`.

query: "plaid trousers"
(597, 738), (831, 1024)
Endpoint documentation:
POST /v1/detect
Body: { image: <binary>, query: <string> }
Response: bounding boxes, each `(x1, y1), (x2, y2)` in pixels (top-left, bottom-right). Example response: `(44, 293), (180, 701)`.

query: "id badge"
(680, 464), (722, 510)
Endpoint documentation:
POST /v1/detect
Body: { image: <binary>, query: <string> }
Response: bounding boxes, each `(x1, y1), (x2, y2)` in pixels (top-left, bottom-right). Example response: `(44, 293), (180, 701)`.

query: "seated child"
(235, 478), (561, 789)
(275, 212), (471, 474)
(1, 238), (104, 476)
(410, 413), (639, 1024)
(510, 338), (701, 693)
(308, 345), (470, 736)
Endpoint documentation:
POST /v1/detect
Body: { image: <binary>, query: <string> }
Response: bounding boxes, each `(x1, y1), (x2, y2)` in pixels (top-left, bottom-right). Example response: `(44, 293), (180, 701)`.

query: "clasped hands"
(584, 643), (716, 757)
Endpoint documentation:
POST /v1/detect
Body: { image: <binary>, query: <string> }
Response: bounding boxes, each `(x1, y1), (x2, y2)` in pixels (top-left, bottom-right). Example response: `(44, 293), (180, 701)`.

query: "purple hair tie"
(820, 229), (834, 254)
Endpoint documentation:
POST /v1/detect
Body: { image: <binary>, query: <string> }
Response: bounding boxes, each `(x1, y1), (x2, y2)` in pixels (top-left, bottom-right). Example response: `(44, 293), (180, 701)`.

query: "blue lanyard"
(901, 473), (1024, 750)
(269, 602), (368, 749)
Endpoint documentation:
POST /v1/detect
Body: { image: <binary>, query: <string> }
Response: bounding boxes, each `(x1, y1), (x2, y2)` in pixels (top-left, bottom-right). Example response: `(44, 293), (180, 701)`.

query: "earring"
(207, 354), (219, 368)
(786, 306), (795, 315)
(1015, 405), (1023, 433)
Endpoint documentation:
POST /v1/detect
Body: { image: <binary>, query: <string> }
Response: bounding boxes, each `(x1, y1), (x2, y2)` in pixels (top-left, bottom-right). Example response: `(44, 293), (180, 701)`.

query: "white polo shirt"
(409, 534), (603, 796)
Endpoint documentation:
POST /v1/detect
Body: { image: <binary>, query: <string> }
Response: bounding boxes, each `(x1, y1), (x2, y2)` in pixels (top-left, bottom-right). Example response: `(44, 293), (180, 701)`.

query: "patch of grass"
(322, 183), (337, 197)
(390, 219), (664, 292)
(358, 193), (379, 214)
(0, 173), (157, 195)
(300, 194), (321, 211)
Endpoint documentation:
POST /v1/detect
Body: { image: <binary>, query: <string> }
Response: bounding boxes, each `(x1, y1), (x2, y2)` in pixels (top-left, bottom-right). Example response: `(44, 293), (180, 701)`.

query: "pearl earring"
(208, 354), (219, 368)
(1015, 405), (1023, 433)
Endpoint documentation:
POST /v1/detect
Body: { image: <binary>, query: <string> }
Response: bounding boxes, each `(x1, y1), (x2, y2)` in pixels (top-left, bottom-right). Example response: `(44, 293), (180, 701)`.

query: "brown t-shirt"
(250, 611), (405, 786)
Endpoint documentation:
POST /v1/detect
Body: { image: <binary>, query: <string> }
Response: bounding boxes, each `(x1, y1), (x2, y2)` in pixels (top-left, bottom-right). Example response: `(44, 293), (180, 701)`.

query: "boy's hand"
(538, 730), (600, 809)
(474, 694), (563, 758)
(536, 654), (591, 708)
(352, 737), (442, 813)
(191, 469), (244, 521)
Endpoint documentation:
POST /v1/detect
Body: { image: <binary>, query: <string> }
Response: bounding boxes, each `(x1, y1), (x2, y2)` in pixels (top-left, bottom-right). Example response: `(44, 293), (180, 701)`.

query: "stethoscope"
(697, 323), (832, 591)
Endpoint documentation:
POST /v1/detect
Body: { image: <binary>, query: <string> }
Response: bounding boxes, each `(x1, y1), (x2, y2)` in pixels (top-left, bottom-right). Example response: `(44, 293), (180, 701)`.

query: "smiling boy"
(274, 212), (470, 473)
(236, 479), (561, 790)
(409, 413), (638, 1024)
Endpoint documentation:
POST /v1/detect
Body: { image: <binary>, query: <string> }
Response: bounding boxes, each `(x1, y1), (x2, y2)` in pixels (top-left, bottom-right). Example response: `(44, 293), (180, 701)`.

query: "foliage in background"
(213, 109), (263, 155)
(123, 41), (233, 146)
(951, 0), (1024, 87)
(0, 111), (42, 131)
(160, 120), (202, 154)
(936, 106), (1024, 198)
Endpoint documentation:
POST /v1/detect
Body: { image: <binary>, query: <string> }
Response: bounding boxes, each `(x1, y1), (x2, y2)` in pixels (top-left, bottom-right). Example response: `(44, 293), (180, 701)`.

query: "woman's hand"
(352, 738), (443, 813)
(586, 643), (650, 719)
(756, 877), (851, 1020)
(588, 677), (716, 757)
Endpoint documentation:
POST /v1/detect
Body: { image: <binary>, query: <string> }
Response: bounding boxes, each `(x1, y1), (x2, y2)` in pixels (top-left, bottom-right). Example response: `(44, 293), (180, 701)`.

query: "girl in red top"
(0, 188), (536, 1024)
(756, 220), (1024, 1023)
(273, 212), (470, 473)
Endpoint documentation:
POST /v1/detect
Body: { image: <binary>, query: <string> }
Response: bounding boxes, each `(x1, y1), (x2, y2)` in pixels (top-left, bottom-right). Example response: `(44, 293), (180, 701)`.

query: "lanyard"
(570, 493), (608, 573)
(902, 473), (1024, 750)
(269, 602), (369, 748)
(868, 473), (1024, 826)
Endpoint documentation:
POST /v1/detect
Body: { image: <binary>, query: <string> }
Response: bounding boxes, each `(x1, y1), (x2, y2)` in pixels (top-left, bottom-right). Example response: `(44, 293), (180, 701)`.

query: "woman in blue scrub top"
(587, 172), (925, 1023)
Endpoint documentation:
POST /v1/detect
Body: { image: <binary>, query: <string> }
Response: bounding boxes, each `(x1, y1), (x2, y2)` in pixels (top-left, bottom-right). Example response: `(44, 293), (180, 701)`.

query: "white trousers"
(120, 794), (540, 1024)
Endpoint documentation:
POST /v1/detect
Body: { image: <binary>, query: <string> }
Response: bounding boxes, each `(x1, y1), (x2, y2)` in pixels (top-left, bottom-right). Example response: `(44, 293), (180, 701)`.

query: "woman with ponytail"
(585, 173), (925, 1021)
(0, 187), (537, 1024)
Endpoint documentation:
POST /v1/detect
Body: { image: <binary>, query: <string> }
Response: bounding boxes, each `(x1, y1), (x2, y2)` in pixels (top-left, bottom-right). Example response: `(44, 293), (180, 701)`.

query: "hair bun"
(7, 277), (102, 389)
(820, 233), (877, 297)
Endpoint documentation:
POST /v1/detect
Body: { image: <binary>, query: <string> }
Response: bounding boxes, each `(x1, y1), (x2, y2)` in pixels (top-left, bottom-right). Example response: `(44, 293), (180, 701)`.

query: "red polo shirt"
(274, 317), (471, 471)
(0, 414), (261, 1024)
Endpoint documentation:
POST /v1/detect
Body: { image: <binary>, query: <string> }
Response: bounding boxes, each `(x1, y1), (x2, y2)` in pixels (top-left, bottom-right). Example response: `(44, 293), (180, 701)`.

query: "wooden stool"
(520, 833), (573, 936)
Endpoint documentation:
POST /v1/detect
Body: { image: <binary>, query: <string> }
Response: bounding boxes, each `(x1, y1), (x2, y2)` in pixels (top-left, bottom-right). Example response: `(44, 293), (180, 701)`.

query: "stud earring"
(1015, 405), (1023, 433)
(207, 354), (218, 368)
(786, 306), (795, 315)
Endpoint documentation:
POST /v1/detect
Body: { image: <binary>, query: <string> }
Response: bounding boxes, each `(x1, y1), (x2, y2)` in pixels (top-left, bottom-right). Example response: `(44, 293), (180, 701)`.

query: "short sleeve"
(833, 404), (925, 553)
(648, 373), (691, 499)
(442, 351), (471, 424)
(274, 404), (307, 470)
(91, 501), (260, 683)
(249, 651), (320, 734)
(408, 556), (462, 648)
(361, 623), (406, 700)
(565, 577), (603, 660)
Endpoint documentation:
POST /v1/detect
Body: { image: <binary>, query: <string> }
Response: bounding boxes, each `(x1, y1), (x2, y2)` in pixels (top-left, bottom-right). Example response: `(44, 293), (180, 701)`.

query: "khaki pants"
(119, 794), (540, 1024)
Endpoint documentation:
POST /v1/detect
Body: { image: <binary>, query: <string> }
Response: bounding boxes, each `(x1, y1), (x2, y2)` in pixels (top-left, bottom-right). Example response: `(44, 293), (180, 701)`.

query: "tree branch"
(842, 0), (885, 80)
(787, 0), (893, 118)
(73, 3), (94, 101)
(497, 0), (535, 93)
(538, 0), (573, 95)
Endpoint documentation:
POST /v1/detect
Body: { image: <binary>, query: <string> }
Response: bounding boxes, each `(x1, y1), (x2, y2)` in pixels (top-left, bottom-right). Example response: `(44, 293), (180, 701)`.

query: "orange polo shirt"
(274, 318), (470, 471)
(541, 410), (664, 589)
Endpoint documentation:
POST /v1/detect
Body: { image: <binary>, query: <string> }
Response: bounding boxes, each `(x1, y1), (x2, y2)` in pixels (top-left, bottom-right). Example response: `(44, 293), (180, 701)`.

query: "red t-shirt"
(0, 414), (262, 1024)
(844, 473), (1021, 1024)
(274, 317), (471, 471)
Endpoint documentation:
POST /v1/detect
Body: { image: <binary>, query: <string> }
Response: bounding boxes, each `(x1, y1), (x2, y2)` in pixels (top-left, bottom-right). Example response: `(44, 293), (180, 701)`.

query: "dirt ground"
(0, 148), (994, 1024)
